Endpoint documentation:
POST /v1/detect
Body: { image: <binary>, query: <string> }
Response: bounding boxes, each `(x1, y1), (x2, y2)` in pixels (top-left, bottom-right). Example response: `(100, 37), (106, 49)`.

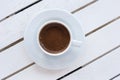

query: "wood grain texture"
(0, 0), (93, 50)
(2, 17), (120, 80)
(63, 47), (120, 80)
(110, 73), (120, 80)
(0, 0), (93, 79)
(0, 0), (120, 80)
(0, 0), (36, 21)
(74, 0), (120, 34)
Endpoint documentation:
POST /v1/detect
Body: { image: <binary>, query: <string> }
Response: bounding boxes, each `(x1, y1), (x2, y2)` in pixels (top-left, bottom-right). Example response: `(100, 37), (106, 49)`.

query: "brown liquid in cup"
(39, 22), (70, 54)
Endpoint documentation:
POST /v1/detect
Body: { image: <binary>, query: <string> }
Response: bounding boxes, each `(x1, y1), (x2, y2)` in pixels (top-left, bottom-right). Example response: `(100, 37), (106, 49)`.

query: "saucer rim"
(24, 9), (85, 70)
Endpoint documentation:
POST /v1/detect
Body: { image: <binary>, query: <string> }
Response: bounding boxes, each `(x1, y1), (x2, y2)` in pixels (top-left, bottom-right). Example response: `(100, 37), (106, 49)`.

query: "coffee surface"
(39, 22), (70, 54)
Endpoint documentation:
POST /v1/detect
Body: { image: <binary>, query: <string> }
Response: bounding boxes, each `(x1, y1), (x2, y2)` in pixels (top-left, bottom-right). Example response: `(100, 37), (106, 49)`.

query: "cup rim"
(37, 20), (72, 56)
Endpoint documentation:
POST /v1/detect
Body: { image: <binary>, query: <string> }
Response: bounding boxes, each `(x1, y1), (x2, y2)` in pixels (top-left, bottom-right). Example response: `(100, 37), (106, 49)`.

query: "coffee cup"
(37, 20), (82, 56)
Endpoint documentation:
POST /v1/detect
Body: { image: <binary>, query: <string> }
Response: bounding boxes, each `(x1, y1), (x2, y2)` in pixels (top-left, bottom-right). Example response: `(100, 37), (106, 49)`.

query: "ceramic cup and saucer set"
(24, 9), (85, 70)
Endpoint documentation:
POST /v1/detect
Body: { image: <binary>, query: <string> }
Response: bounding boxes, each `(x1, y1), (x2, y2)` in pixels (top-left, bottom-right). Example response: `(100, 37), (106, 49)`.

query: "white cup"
(37, 20), (82, 56)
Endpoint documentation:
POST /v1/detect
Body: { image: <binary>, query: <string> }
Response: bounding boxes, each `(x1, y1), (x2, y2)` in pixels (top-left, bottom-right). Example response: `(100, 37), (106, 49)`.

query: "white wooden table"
(0, 0), (120, 80)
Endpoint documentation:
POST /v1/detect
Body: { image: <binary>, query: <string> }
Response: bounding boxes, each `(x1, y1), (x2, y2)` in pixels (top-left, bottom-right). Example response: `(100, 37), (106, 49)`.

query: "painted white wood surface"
(0, 0), (120, 80)
(3, 15), (120, 80)
(63, 47), (120, 80)
(0, 42), (32, 79)
(74, 0), (120, 33)
(0, 0), (93, 49)
(0, 0), (93, 79)
(113, 76), (120, 80)
(0, 0), (36, 20)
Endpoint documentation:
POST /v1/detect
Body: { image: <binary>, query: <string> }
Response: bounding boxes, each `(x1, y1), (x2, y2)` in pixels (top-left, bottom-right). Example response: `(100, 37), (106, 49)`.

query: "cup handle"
(71, 40), (82, 47)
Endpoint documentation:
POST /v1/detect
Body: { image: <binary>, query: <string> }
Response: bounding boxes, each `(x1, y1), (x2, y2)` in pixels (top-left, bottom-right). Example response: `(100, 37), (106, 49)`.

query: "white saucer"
(24, 9), (85, 70)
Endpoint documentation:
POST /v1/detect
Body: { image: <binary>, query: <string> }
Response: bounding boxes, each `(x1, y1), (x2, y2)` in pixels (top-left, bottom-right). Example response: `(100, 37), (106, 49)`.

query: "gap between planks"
(57, 44), (120, 80)
(2, 0), (120, 80)
(1, 1), (120, 79)
(109, 73), (120, 80)
(2, 16), (120, 80)
(1, 0), (98, 79)
(0, 0), (98, 52)
(0, 0), (42, 22)
(1, 62), (35, 80)
(1, 15), (119, 53)
(0, 0), (97, 23)
(0, 38), (23, 52)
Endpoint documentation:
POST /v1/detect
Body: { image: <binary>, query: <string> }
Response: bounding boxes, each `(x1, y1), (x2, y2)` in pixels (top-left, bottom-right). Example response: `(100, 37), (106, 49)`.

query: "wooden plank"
(63, 47), (120, 80)
(44, 0), (93, 11)
(2, 16), (120, 80)
(109, 73), (120, 80)
(74, 0), (120, 33)
(0, 42), (32, 79)
(0, 0), (93, 79)
(0, 0), (36, 20)
(113, 76), (120, 80)
(0, 0), (93, 50)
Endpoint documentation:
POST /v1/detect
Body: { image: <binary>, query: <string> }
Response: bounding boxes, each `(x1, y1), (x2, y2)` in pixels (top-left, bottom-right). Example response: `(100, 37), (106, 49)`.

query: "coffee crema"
(39, 22), (70, 54)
